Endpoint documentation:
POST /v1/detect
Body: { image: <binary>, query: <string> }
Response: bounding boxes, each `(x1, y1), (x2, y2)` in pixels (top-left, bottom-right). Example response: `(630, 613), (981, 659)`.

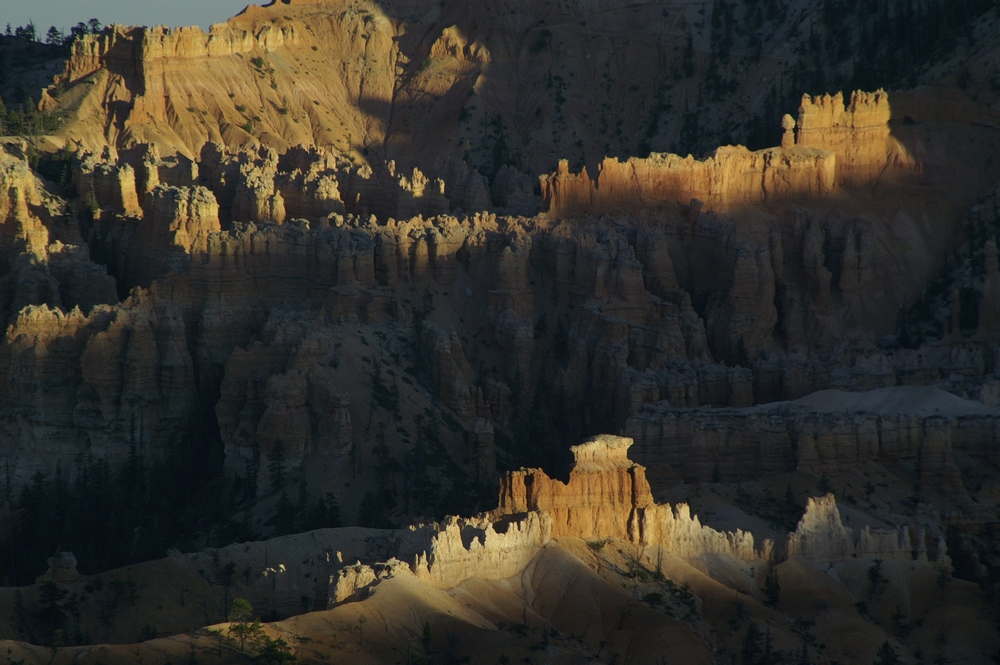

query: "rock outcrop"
(56, 23), (300, 86)
(495, 435), (650, 541)
(387, 435), (767, 593)
(2, 1), (998, 661)
(34, 551), (81, 584)
(788, 494), (947, 563)
(4, 111), (997, 501)
(541, 89), (922, 219)
(795, 90), (918, 187)
(3, 136), (992, 494)
(0, 293), (196, 487)
(215, 314), (354, 486)
(626, 386), (998, 495)
(398, 511), (553, 590)
(541, 146), (836, 217)
(1, 146), (117, 322)
(326, 435), (958, 601)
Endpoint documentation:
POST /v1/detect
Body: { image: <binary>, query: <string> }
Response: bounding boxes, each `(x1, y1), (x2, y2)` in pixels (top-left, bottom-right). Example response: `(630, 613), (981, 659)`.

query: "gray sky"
(0, 0), (250, 34)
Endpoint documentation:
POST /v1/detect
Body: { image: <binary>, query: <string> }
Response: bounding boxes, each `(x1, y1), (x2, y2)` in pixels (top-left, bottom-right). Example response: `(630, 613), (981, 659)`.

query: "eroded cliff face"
(795, 90), (921, 187)
(341, 436), (762, 595)
(626, 386), (999, 496)
(0, 148), (156, 483)
(0, 432), (967, 660)
(0, 145), (117, 320)
(43, 0), (467, 164)
(2, 0), (1000, 571)
(2, 103), (997, 496)
(541, 146), (837, 217)
(539, 88), (923, 218)
(0, 294), (196, 484)
(333, 435), (948, 599)
(495, 435), (652, 542)
(787, 494), (947, 562)
(41, 0), (1000, 202)
(2, 0), (999, 660)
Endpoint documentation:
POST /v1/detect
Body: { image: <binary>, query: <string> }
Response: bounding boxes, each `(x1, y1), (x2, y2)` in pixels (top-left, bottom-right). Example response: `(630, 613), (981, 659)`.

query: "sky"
(0, 0), (251, 34)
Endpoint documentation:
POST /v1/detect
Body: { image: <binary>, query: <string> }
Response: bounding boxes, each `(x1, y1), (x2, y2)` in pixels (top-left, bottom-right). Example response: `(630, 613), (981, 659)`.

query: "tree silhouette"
(268, 441), (286, 490)
(763, 566), (781, 607)
(874, 641), (900, 665)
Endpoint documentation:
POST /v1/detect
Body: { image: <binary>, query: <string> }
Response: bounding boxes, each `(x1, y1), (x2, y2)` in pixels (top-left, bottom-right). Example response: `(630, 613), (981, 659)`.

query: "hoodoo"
(1, 0), (999, 662)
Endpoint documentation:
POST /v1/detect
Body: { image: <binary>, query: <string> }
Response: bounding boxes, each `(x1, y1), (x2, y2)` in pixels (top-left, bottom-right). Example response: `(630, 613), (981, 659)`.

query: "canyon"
(6, 81), (1000, 497)
(1, 0), (1000, 663)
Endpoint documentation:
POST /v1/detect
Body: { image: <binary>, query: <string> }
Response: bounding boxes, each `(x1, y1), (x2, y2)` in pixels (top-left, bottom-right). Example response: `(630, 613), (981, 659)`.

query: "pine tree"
(271, 491), (296, 536)
(873, 641), (900, 665)
(683, 33), (695, 78)
(422, 621), (432, 655)
(14, 23), (37, 41)
(227, 598), (264, 652)
(867, 558), (886, 598)
(68, 23), (88, 43)
(303, 491), (341, 530)
(39, 580), (68, 641)
(762, 627), (774, 665)
(230, 597), (253, 623)
(763, 566), (781, 607)
(741, 622), (763, 665)
(267, 440), (286, 490)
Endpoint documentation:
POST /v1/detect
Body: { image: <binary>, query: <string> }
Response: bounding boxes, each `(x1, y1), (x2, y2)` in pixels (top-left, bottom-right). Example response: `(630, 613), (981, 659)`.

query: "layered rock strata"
(541, 88), (920, 218)
(80, 142), (490, 230)
(343, 436), (765, 595)
(787, 494), (948, 562)
(6, 64), (1000, 498)
(625, 386), (999, 495)
(0, 294), (196, 484)
(331, 435), (947, 600)
(1, 147), (117, 321)
(795, 90), (918, 187)
(542, 146), (836, 217)
(3, 132), (992, 491)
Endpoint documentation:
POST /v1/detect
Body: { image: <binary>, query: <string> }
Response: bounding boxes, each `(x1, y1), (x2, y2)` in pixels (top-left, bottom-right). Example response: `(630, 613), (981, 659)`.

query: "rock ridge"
(541, 89), (920, 218)
(625, 386), (999, 495)
(330, 435), (945, 598)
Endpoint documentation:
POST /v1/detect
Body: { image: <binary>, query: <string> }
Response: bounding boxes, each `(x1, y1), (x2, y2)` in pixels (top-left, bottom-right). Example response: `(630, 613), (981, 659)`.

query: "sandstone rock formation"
(3, 127), (995, 498)
(541, 146), (836, 217)
(385, 436), (769, 593)
(626, 386), (998, 495)
(317, 434), (965, 608)
(0, 0), (997, 661)
(0, 293), (196, 487)
(399, 511), (552, 589)
(795, 90), (918, 187)
(787, 494), (947, 563)
(4, 90), (999, 515)
(540, 88), (924, 219)
(34, 551), (80, 584)
(43, 0), (994, 199)
(215, 315), (355, 487)
(1, 146), (117, 320)
(0, 415), (983, 655)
